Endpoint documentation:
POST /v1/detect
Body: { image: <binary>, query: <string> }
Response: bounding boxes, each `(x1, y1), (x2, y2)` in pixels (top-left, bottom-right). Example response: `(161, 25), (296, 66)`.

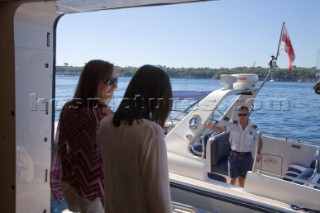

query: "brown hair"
(113, 65), (172, 128)
(237, 106), (249, 113)
(72, 59), (114, 106)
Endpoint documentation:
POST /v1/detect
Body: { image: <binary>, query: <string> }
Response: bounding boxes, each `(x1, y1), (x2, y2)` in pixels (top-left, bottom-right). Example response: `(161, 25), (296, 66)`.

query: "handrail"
(172, 201), (199, 213)
(189, 144), (203, 157)
(260, 132), (320, 147)
(254, 168), (320, 188)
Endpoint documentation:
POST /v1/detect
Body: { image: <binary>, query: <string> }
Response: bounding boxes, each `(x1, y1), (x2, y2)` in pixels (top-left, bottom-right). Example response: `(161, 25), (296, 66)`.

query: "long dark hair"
(72, 59), (114, 107)
(113, 65), (172, 128)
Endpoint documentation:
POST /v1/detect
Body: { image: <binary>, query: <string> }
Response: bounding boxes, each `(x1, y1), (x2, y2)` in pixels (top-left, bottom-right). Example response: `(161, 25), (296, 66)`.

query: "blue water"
(55, 75), (320, 142)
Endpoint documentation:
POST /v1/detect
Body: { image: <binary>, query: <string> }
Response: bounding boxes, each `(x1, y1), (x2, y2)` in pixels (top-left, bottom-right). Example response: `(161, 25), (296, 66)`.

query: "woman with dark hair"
(98, 65), (173, 213)
(51, 59), (118, 213)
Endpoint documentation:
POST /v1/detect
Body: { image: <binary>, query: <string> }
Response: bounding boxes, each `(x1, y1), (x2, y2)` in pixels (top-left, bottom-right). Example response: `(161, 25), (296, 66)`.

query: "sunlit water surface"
(55, 75), (320, 142)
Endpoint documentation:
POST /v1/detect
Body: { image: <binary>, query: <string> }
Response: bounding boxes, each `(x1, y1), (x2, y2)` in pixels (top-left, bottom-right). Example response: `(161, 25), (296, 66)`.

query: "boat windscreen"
(173, 90), (211, 101)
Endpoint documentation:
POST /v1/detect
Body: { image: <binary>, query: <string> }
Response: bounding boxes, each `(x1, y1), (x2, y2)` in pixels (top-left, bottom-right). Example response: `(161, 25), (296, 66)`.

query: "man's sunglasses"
(104, 77), (118, 85)
(238, 114), (248, 117)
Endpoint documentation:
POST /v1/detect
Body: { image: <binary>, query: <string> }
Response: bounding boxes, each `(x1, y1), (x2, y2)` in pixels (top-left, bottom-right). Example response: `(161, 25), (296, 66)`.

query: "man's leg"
(238, 176), (245, 187)
(230, 178), (237, 185)
(238, 153), (253, 187)
(228, 152), (240, 185)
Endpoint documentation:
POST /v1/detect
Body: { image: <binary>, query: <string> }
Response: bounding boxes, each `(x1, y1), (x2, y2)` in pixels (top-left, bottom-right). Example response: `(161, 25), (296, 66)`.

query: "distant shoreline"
(56, 65), (318, 82)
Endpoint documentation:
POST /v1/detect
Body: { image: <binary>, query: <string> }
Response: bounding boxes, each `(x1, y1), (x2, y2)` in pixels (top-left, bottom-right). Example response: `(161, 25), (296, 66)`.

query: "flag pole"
(275, 22), (285, 60)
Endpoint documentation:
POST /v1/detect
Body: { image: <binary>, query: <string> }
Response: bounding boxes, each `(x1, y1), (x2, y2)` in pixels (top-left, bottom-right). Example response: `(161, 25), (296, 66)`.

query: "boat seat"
(294, 168), (314, 185)
(207, 172), (227, 183)
(209, 132), (230, 164)
(284, 157), (318, 182)
(283, 164), (307, 181)
(293, 159), (316, 184)
(189, 132), (213, 157)
(294, 169), (320, 190)
(211, 160), (228, 176)
(207, 132), (231, 177)
(292, 158), (320, 190)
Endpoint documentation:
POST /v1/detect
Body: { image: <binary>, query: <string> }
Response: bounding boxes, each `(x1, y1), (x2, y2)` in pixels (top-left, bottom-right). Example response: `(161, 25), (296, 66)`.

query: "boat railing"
(260, 132), (320, 147)
(189, 144), (203, 158)
(254, 168), (320, 189)
(172, 201), (199, 213)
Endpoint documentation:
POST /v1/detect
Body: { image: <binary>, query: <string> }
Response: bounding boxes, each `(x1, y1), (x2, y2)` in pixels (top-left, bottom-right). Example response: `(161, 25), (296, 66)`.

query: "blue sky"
(56, 0), (320, 69)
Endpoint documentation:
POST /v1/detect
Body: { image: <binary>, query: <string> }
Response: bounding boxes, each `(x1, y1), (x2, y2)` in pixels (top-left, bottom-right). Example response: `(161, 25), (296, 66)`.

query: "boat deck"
(169, 172), (296, 212)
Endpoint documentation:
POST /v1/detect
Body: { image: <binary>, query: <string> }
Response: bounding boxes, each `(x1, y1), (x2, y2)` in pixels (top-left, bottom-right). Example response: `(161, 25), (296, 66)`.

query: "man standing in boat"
(205, 106), (262, 187)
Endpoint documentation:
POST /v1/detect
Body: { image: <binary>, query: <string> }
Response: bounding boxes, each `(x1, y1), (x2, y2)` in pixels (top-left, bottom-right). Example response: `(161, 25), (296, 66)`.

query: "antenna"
(251, 62), (256, 72)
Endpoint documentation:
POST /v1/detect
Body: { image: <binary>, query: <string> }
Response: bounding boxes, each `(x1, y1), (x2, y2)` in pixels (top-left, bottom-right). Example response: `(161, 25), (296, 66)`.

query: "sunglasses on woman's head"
(104, 77), (118, 85)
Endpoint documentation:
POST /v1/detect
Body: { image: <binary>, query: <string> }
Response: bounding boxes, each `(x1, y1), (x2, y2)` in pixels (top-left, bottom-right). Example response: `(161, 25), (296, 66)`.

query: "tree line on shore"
(56, 64), (318, 82)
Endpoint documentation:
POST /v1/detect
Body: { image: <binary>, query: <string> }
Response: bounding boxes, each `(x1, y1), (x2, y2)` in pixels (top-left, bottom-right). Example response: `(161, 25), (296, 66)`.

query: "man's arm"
(255, 134), (263, 162)
(257, 137), (263, 154)
(205, 121), (227, 133)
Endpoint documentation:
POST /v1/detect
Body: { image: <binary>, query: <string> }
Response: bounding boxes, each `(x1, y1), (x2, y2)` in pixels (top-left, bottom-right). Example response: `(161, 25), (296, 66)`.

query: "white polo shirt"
(226, 120), (259, 153)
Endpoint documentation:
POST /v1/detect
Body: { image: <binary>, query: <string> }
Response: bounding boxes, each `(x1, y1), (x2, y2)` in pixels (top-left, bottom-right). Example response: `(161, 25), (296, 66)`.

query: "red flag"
(281, 23), (295, 74)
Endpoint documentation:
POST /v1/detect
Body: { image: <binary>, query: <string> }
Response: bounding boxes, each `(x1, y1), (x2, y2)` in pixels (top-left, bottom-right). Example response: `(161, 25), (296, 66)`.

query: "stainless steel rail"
(254, 168), (320, 188)
(172, 201), (199, 213)
(261, 132), (320, 146)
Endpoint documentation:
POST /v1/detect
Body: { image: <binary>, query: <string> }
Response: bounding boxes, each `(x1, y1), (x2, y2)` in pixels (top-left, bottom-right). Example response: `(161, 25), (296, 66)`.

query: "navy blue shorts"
(228, 151), (253, 178)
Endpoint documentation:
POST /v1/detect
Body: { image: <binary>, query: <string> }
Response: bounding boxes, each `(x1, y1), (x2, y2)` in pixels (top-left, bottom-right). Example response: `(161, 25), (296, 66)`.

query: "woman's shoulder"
(97, 115), (114, 142)
(139, 120), (166, 149)
(61, 101), (73, 110)
(60, 100), (84, 112)
(139, 119), (164, 136)
(99, 114), (114, 126)
(59, 101), (77, 118)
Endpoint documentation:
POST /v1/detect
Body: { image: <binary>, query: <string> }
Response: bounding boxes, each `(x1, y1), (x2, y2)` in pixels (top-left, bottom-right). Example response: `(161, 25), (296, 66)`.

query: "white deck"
(169, 172), (295, 212)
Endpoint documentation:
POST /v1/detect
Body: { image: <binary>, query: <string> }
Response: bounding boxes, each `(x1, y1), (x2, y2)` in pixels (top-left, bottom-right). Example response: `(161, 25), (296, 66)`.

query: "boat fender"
(185, 133), (194, 142)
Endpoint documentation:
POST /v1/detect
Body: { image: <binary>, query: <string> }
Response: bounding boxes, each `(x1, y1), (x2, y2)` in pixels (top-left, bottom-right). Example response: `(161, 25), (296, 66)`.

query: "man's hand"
(205, 121), (214, 130)
(255, 152), (261, 162)
(205, 121), (225, 133)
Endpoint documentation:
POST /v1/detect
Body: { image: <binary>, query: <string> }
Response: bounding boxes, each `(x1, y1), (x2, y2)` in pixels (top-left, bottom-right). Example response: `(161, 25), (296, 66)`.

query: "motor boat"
(166, 57), (320, 212)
